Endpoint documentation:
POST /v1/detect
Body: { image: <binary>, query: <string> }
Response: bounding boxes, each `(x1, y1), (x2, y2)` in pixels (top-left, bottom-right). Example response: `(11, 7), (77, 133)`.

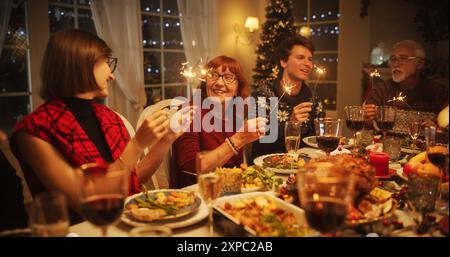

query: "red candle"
(370, 152), (389, 177)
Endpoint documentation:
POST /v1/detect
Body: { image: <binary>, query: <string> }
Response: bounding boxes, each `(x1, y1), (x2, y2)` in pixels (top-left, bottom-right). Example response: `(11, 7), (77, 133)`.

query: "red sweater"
(172, 109), (243, 188)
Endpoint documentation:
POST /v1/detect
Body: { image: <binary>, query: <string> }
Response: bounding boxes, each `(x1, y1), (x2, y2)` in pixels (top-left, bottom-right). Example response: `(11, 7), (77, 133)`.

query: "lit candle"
(370, 152), (389, 178)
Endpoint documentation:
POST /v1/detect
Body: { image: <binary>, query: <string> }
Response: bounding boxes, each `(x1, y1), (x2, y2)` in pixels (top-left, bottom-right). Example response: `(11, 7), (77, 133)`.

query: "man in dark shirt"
(251, 35), (317, 161)
(364, 40), (449, 128)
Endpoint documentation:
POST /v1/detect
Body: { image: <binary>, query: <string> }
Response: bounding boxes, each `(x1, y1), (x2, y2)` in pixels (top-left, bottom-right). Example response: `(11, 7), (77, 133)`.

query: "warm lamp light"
(244, 16), (259, 33)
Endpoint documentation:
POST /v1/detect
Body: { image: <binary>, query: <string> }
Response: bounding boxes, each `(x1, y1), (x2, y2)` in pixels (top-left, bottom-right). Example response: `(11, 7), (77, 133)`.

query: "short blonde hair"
(392, 40), (426, 58)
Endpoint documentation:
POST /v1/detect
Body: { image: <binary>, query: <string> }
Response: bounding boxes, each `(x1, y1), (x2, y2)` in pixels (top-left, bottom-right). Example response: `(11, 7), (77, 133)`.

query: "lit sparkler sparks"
(311, 64), (326, 99)
(387, 92), (413, 110)
(269, 79), (296, 115)
(180, 59), (210, 87)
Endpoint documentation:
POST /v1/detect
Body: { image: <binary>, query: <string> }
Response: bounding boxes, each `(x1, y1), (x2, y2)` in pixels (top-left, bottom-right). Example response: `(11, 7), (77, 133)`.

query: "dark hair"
(40, 29), (112, 100)
(275, 35), (315, 65)
(200, 55), (249, 99)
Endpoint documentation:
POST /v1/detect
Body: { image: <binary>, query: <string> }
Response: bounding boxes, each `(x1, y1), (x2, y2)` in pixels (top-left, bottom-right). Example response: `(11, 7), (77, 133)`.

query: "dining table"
(69, 147), (448, 237)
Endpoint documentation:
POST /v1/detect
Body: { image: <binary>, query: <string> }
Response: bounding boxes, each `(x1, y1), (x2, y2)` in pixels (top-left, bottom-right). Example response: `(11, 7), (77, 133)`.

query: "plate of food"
(213, 192), (318, 237)
(121, 188), (206, 228)
(303, 136), (353, 149)
(241, 165), (274, 193)
(253, 153), (310, 174)
(346, 187), (397, 227)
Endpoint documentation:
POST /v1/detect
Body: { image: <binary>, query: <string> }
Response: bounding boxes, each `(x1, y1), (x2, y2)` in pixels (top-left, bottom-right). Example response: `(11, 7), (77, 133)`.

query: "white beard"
(392, 71), (405, 83)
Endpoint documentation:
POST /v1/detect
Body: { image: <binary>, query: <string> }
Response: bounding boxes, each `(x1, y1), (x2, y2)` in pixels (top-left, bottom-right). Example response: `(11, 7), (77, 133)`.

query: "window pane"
(315, 83), (336, 110)
(49, 0), (74, 4)
(0, 49), (29, 93)
(142, 15), (161, 49)
(77, 0), (91, 6)
(163, 17), (183, 50)
(164, 52), (186, 83)
(292, 0), (307, 23)
(163, 0), (179, 16)
(313, 53), (338, 81)
(310, 23), (339, 51)
(49, 6), (75, 33)
(4, 1), (27, 46)
(165, 86), (187, 99)
(78, 9), (96, 34)
(145, 87), (162, 106)
(141, 0), (160, 14)
(144, 52), (162, 84)
(311, 0), (340, 22)
(0, 96), (31, 136)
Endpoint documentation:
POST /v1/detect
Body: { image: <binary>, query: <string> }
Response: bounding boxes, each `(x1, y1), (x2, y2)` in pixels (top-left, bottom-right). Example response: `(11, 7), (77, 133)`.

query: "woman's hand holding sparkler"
(363, 103), (377, 121)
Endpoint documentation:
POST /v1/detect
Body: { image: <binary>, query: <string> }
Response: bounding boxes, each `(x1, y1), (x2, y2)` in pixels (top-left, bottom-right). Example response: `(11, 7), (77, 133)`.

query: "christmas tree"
(252, 0), (297, 88)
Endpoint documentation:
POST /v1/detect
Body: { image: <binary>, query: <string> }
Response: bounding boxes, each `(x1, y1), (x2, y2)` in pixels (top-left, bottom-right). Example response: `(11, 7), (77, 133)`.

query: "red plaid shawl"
(12, 98), (141, 196)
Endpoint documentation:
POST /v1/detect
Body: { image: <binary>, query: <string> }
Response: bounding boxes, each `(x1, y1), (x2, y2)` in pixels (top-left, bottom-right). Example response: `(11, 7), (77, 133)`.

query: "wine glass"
(344, 106), (365, 150)
(196, 153), (222, 236)
(424, 125), (449, 213)
(77, 162), (128, 237)
(375, 106), (397, 140)
(408, 111), (423, 150)
(314, 118), (343, 156)
(297, 164), (354, 235)
(285, 121), (301, 164)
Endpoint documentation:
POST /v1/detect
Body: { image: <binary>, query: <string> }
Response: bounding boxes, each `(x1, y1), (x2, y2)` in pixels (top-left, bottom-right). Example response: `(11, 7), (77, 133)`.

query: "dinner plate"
(346, 199), (397, 227)
(253, 153), (310, 175)
(121, 190), (206, 228)
(303, 136), (353, 149)
(241, 186), (265, 193)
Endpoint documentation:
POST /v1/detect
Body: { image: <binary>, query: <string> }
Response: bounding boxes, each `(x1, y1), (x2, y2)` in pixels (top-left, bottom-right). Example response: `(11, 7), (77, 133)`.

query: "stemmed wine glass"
(314, 118), (343, 156)
(77, 162), (128, 237)
(196, 153), (222, 236)
(344, 106), (365, 150)
(375, 106), (397, 140)
(297, 164), (354, 235)
(285, 121), (301, 164)
(424, 125), (449, 213)
(408, 111), (423, 150)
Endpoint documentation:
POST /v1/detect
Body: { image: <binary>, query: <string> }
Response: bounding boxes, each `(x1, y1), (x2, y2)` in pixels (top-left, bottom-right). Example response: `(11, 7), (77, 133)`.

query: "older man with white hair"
(363, 40), (448, 135)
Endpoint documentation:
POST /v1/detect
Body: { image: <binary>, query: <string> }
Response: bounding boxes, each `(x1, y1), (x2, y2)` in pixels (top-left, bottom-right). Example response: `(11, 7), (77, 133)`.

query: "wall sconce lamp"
(235, 16), (259, 45)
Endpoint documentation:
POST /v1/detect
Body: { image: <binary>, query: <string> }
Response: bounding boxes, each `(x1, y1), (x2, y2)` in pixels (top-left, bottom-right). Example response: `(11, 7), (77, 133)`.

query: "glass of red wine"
(77, 162), (128, 237)
(424, 125), (449, 213)
(297, 164), (354, 235)
(375, 106), (397, 140)
(314, 118), (343, 156)
(344, 106), (365, 149)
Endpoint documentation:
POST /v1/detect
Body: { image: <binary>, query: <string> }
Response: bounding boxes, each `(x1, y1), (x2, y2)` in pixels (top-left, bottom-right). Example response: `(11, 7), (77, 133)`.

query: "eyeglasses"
(207, 71), (237, 84)
(388, 56), (420, 65)
(107, 57), (118, 73)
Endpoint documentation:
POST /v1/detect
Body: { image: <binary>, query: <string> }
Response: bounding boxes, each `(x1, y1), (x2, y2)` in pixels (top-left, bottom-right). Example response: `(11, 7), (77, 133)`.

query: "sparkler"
(387, 91), (413, 110)
(311, 64), (326, 99)
(269, 79), (296, 115)
(180, 58), (210, 88)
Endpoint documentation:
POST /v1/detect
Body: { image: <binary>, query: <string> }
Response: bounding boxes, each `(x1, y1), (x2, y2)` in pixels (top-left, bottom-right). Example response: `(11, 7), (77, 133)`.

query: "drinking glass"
(196, 153), (222, 236)
(375, 106), (397, 140)
(198, 173), (222, 236)
(77, 162), (128, 237)
(285, 121), (301, 160)
(344, 106), (365, 149)
(314, 118), (343, 156)
(297, 164), (353, 235)
(29, 192), (69, 237)
(424, 125), (449, 213)
(408, 111), (423, 149)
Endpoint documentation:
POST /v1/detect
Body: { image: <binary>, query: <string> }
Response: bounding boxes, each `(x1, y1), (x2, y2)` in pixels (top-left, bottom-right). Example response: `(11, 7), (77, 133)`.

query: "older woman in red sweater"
(173, 56), (266, 188)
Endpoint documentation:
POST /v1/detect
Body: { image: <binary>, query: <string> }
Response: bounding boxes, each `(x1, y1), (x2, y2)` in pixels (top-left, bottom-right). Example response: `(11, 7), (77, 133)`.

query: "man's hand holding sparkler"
(291, 102), (313, 123)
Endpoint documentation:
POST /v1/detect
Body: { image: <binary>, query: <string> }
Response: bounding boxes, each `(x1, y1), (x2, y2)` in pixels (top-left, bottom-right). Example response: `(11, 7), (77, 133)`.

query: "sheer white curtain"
(177, 0), (219, 67)
(91, 0), (146, 127)
(0, 0), (13, 57)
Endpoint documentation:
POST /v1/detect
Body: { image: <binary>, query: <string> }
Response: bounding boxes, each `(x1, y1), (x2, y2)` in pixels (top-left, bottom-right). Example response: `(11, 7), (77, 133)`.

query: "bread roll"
(437, 105), (449, 128)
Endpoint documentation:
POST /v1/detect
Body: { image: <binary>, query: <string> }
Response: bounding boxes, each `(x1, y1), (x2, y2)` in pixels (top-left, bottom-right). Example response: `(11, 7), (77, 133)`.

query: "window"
(48, 0), (95, 34)
(141, 0), (187, 106)
(293, 0), (339, 111)
(0, 0), (30, 136)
